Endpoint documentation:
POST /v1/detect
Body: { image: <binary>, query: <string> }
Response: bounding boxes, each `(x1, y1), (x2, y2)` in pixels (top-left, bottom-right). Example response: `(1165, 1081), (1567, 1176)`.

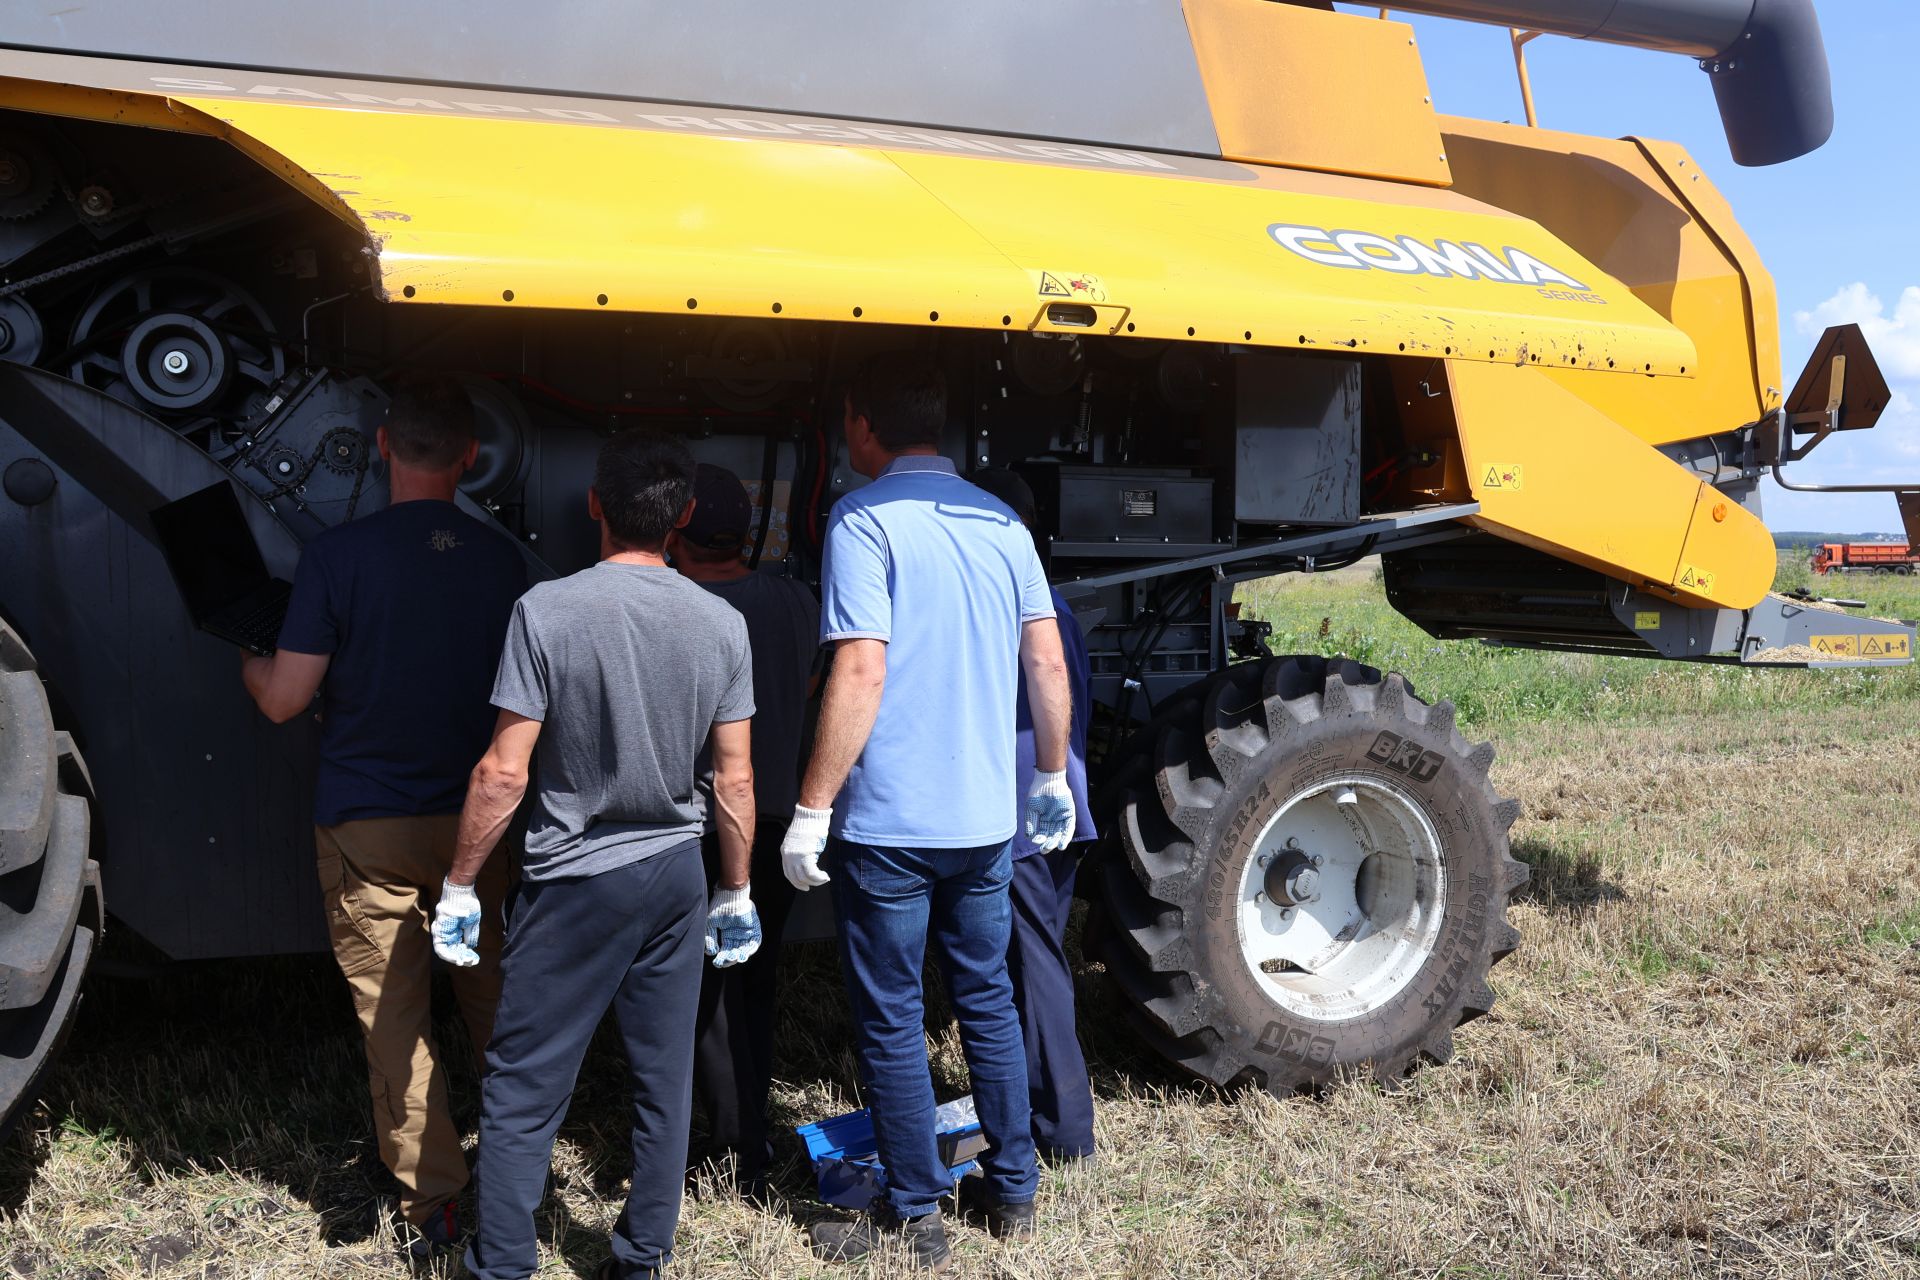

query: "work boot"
(957, 1178), (1038, 1238)
(404, 1201), (463, 1261)
(810, 1204), (953, 1271)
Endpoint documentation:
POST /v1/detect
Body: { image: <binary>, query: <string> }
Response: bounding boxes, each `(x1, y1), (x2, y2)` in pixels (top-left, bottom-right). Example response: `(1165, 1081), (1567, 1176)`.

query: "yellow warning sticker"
(1634, 611), (1662, 630)
(1803, 633), (1911, 660)
(1676, 564), (1717, 595)
(1857, 633), (1911, 659)
(1479, 463), (1524, 492)
(1037, 271), (1107, 302)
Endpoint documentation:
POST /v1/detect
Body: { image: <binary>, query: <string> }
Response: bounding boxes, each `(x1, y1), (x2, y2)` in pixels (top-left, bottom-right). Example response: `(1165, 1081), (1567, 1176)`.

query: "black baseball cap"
(681, 463), (754, 550)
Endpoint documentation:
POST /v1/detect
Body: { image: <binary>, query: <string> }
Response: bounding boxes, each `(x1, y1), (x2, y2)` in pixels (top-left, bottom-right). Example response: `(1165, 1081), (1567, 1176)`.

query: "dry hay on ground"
(3, 706), (1917, 1278)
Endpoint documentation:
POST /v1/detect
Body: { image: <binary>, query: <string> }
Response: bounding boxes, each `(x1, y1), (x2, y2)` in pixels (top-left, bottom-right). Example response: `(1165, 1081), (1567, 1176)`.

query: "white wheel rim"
(1235, 773), (1446, 1022)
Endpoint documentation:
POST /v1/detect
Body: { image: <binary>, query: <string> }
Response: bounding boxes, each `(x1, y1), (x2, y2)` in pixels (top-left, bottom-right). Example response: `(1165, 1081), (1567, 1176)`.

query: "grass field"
(4, 554), (1918, 1278)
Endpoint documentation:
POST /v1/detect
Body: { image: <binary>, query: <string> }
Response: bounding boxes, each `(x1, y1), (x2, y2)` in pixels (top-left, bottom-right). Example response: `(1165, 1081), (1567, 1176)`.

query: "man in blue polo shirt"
(782, 355), (1075, 1270)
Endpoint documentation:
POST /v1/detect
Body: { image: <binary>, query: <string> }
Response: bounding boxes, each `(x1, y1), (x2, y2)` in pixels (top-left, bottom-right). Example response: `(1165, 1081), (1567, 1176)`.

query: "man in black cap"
(668, 462), (821, 1199)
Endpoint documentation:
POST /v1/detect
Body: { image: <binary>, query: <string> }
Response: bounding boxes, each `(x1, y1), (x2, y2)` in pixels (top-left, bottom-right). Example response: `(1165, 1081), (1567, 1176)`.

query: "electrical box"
(1023, 464), (1215, 557)
(1232, 354), (1362, 525)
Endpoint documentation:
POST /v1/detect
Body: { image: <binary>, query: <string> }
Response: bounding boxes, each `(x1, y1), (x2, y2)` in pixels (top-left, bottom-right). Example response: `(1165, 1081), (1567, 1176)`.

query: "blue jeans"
(828, 838), (1038, 1219)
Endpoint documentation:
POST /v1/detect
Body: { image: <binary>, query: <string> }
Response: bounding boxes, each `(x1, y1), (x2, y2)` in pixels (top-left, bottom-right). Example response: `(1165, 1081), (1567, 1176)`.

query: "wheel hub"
(1235, 774), (1446, 1021)
(1262, 842), (1323, 907)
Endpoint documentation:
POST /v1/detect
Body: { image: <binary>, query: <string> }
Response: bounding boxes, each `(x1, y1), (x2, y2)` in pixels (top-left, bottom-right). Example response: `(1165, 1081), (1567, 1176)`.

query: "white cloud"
(1770, 284), (1920, 526)
(1788, 283), (1920, 465)
(1794, 282), (1920, 381)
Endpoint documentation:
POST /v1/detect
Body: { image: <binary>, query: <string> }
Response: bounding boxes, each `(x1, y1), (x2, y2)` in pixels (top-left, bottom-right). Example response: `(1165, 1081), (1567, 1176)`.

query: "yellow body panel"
(128, 94), (1696, 374)
(1672, 484), (1776, 609)
(1441, 118), (1780, 444)
(1450, 361), (1772, 609)
(1183, 0), (1451, 186)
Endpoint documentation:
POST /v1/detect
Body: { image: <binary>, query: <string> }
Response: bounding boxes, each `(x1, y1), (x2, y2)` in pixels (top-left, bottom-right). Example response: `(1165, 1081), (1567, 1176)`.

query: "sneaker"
(810, 1205), (953, 1271)
(406, 1201), (462, 1260)
(957, 1179), (1037, 1238)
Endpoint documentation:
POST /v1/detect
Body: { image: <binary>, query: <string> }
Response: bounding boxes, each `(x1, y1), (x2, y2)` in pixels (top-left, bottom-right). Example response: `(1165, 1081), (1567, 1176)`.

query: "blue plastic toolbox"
(796, 1096), (990, 1209)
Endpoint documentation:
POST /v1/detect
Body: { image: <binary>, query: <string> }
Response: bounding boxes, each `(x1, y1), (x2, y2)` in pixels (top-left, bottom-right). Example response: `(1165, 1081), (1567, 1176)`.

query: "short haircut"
(845, 353), (947, 452)
(969, 468), (1038, 531)
(594, 428), (696, 550)
(383, 374), (476, 469)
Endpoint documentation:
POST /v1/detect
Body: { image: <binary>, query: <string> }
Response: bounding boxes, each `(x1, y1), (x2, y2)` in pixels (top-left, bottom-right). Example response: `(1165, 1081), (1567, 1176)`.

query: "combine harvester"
(1, 0), (1914, 1124)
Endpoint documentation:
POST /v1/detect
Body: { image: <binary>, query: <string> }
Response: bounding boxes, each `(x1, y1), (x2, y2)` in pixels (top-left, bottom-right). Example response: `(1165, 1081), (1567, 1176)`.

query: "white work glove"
(432, 878), (482, 968)
(706, 884), (763, 969)
(1025, 770), (1077, 853)
(781, 805), (834, 892)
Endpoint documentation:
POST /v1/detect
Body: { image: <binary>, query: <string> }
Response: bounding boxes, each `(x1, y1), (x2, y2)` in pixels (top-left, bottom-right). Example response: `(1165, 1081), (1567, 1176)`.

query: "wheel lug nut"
(1254, 892), (1267, 905)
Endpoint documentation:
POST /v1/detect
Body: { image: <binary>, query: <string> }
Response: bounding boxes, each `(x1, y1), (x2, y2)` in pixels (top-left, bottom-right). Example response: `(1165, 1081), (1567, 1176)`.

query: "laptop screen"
(150, 482), (273, 619)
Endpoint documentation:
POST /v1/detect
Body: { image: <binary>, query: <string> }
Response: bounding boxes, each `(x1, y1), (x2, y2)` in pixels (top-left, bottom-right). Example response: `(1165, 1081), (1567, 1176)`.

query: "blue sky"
(1336, 2), (1919, 533)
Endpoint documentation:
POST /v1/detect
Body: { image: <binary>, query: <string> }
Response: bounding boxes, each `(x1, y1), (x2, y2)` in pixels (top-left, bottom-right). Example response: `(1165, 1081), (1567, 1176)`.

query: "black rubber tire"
(1087, 655), (1527, 1094)
(0, 617), (99, 1139)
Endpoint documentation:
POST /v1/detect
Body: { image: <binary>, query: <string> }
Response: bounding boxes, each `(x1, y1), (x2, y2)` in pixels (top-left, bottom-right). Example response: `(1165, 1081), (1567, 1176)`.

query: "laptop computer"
(151, 481), (293, 656)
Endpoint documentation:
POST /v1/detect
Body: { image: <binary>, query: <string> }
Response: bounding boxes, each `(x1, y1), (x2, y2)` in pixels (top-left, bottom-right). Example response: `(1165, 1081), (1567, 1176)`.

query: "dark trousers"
(827, 837), (1038, 1219)
(466, 842), (706, 1280)
(1007, 847), (1096, 1160)
(691, 822), (796, 1183)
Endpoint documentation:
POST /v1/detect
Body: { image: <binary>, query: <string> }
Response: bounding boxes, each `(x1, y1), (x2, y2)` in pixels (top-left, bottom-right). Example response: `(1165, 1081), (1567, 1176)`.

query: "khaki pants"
(316, 815), (508, 1227)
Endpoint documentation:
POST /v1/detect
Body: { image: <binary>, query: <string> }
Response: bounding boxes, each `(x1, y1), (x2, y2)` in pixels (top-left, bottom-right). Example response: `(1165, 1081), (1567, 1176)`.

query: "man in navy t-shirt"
(240, 374), (527, 1257)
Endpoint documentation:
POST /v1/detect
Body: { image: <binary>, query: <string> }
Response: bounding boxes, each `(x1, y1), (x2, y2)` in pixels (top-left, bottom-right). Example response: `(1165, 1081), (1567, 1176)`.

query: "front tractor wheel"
(1089, 656), (1528, 1094)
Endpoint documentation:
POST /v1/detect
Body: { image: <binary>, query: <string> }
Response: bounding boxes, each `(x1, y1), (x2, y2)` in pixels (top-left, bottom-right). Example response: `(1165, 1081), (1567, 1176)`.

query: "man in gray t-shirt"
(668, 463), (821, 1197)
(437, 430), (760, 1280)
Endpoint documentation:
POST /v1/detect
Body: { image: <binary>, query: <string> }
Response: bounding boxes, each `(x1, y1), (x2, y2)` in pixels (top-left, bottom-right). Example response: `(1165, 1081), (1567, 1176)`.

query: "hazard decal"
(1036, 271), (1107, 302)
(1676, 564), (1716, 595)
(1479, 463), (1523, 492)
(1809, 633), (1912, 660)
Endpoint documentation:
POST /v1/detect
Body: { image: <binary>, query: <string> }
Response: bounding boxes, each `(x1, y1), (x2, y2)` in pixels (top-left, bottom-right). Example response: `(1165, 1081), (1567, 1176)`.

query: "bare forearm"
(241, 653), (272, 703)
(799, 652), (885, 811)
(713, 772), (756, 890)
(240, 650), (326, 724)
(449, 765), (525, 886)
(1028, 658), (1071, 773)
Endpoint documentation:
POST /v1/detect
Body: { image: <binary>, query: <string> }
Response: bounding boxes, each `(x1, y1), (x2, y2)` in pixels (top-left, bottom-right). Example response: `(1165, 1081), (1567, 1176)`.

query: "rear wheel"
(0, 617), (100, 1137)
(1088, 655), (1527, 1093)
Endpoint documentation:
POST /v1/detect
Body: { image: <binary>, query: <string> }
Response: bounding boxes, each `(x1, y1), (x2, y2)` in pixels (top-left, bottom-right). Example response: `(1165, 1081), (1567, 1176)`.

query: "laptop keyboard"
(218, 581), (292, 650)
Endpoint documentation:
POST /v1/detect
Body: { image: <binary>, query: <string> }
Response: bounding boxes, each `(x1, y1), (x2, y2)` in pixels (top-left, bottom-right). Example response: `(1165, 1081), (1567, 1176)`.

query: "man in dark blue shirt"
(240, 375), (527, 1257)
(970, 469), (1098, 1165)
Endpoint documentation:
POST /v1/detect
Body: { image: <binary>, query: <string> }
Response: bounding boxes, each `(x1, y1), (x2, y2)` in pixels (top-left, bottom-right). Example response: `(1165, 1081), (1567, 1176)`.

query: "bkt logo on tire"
(1366, 731), (1445, 783)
